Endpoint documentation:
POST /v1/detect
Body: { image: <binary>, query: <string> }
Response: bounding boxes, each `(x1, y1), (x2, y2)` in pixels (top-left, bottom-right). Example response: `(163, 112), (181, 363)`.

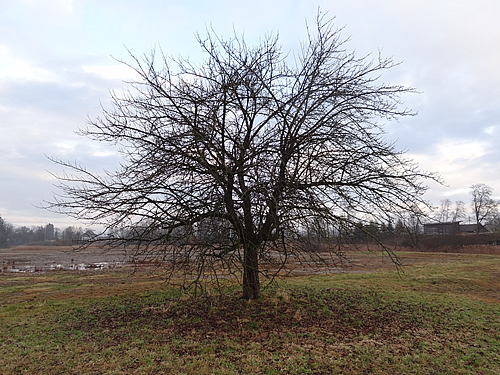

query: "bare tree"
(436, 199), (452, 222)
(436, 199), (466, 223)
(470, 184), (499, 233)
(450, 200), (466, 222)
(394, 206), (425, 248)
(47, 15), (436, 299)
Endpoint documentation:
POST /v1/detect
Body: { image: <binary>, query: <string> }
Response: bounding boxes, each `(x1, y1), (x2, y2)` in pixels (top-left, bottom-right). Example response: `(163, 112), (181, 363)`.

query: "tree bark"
(242, 243), (260, 300)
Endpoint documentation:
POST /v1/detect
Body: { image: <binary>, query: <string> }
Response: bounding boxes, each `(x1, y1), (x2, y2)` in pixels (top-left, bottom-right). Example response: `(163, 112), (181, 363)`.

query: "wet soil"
(0, 244), (470, 275)
(0, 245), (130, 273)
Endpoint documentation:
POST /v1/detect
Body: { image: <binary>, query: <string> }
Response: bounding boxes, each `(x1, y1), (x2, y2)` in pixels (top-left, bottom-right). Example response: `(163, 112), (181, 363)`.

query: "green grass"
(1, 252), (499, 374)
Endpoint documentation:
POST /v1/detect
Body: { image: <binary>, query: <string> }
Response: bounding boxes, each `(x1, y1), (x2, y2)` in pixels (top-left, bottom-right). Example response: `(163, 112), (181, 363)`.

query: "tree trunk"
(242, 243), (260, 300)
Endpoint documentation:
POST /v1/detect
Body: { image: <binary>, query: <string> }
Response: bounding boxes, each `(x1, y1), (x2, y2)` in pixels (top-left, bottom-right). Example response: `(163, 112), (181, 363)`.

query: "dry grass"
(416, 244), (500, 255)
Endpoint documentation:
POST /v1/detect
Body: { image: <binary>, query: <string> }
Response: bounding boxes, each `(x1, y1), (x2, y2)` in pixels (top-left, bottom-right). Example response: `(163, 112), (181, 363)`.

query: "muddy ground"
(0, 245), (130, 273)
(0, 244), (485, 275)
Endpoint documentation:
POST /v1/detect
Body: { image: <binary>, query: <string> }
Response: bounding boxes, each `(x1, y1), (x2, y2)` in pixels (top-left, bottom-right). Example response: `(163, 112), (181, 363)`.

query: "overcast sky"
(1, 0), (499, 228)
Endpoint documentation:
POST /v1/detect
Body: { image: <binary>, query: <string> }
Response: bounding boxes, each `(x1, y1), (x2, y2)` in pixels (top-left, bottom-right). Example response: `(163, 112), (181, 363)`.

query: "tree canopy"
(48, 15), (435, 299)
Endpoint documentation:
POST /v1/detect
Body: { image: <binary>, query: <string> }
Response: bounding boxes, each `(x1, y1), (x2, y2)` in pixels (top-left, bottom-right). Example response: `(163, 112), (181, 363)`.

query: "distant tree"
(436, 199), (452, 222)
(0, 215), (9, 248)
(385, 220), (395, 235)
(436, 199), (466, 223)
(11, 226), (32, 245)
(47, 15), (436, 299)
(450, 200), (466, 222)
(470, 184), (499, 234)
(396, 209), (423, 248)
(487, 212), (500, 233)
(33, 225), (47, 243)
(61, 226), (84, 244)
(45, 223), (55, 241)
(4, 224), (51, 246)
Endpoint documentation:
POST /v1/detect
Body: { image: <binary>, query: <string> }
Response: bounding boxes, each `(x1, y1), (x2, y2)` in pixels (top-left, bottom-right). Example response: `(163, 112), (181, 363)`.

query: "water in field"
(0, 246), (128, 273)
(1, 261), (124, 273)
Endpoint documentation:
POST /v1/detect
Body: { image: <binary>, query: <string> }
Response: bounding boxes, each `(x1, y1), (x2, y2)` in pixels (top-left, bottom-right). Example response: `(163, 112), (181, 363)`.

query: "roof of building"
(423, 221), (461, 227)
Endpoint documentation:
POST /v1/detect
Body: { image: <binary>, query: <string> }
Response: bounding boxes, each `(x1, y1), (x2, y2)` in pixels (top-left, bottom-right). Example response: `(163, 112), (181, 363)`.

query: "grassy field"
(0, 251), (499, 374)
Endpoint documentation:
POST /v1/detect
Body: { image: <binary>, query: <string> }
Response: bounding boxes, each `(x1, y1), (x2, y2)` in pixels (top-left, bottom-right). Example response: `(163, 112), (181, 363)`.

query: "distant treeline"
(1, 213), (498, 250)
(0, 215), (94, 248)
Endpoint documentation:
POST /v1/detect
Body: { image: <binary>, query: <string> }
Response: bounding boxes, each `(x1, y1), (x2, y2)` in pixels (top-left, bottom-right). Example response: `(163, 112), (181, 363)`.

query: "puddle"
(1, 261), (125, 273)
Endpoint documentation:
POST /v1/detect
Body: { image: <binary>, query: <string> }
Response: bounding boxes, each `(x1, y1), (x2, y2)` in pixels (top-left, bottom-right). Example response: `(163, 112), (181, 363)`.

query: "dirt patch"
(64, 288), (440, 348)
